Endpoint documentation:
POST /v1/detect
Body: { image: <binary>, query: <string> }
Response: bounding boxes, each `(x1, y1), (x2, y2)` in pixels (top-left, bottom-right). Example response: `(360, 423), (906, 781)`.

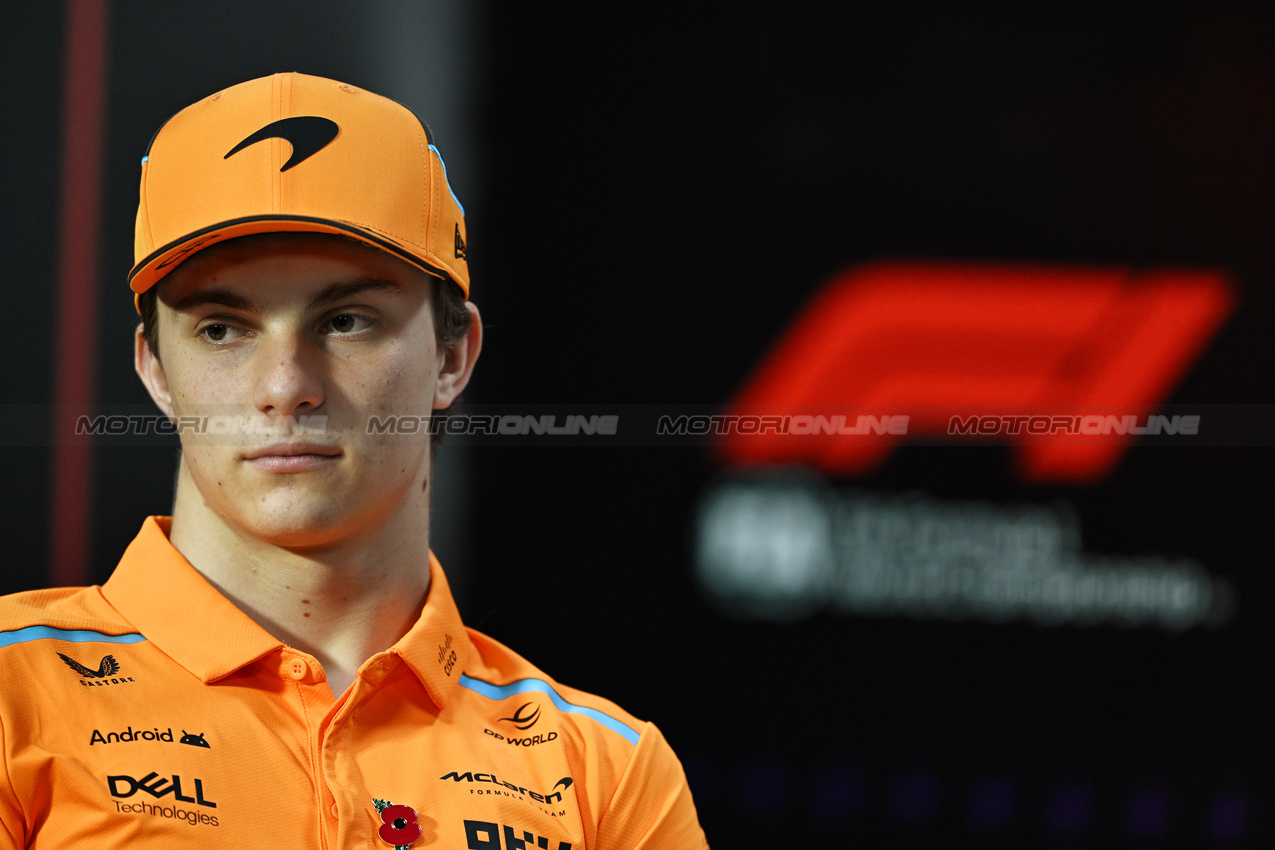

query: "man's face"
(135, 233), (477, 549)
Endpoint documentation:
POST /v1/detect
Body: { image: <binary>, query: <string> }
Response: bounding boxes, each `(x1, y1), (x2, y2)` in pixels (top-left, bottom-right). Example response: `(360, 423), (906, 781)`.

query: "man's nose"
(252, 334), (325, 417)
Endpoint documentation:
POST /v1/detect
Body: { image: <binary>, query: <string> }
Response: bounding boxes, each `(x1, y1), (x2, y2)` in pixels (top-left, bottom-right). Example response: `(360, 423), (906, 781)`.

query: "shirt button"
(288, 659), (307, 681)
(330, 803), (338, 817)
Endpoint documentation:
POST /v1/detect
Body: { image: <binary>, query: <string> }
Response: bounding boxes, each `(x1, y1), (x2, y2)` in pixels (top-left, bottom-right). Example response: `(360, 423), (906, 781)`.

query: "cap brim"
(129, 214), (460, 311)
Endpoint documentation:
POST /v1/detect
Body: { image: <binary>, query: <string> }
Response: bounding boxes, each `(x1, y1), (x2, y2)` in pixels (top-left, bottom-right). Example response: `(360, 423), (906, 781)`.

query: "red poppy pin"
(372, 798), (422, 848)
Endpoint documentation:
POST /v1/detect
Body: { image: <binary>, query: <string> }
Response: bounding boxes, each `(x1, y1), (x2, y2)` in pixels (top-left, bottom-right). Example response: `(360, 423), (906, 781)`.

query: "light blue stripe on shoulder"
(428, 144), (466, 215)
(458, 674), (641, 745)
(0, 626), (148, 649)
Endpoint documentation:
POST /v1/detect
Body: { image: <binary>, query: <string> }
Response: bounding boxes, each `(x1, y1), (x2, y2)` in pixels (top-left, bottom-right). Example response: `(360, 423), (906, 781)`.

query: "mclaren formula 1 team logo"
(440, 771), (573, 818)
(58, 652), (136, 687)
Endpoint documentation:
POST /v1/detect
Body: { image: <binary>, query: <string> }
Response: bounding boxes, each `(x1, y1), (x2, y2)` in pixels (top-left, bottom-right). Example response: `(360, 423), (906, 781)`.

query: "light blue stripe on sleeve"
(458, 673), (641, 745)
(0, 626), (148, 649)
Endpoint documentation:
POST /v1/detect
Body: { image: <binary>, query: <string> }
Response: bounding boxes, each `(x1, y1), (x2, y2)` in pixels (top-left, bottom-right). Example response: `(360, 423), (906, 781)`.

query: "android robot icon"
(179, 731), (210, 748)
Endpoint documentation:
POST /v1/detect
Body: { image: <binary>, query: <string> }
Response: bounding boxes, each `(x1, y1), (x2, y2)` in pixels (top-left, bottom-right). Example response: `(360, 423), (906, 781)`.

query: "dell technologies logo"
(108, 772), (217, 808)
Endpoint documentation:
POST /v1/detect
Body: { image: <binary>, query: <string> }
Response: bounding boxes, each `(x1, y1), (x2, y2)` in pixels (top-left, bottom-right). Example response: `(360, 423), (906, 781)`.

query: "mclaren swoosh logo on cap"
(225, 116), (339, 172)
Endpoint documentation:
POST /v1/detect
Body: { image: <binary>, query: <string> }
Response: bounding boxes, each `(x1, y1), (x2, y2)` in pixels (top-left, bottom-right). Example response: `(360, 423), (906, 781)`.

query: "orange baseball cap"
(128, 72), (469, 304)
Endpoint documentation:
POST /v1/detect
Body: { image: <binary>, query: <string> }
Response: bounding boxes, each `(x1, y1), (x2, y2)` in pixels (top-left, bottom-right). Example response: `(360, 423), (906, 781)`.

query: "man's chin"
(220, 502), (364, 551)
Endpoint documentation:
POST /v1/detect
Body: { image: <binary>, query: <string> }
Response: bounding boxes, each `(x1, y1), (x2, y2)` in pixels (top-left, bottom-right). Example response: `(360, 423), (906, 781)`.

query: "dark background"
(3, 3), (1272, 846)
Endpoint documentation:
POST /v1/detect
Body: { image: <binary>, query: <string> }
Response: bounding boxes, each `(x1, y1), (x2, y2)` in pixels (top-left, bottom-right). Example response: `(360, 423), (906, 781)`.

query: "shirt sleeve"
(0, 711), (24, 849)
(594, 723), (708, 849)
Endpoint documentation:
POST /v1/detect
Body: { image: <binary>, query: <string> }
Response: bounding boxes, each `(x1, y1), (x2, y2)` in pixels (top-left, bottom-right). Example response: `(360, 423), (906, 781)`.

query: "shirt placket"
(277, 649), (341, 849)
(319, 652), (399, 850)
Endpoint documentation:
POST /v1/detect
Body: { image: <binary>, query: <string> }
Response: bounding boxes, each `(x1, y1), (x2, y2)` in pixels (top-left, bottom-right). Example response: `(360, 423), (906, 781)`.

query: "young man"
(0, 72), (707, 849)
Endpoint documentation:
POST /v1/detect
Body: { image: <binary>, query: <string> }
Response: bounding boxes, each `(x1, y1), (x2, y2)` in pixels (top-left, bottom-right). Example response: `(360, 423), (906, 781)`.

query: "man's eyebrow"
(170, 288), (258, 315)
(168, 276), (405, 316)
(304, 276), (405, 312)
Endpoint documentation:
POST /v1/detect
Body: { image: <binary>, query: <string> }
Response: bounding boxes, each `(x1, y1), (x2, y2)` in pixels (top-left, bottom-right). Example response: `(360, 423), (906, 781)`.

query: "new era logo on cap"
(224, 116), (339, 172)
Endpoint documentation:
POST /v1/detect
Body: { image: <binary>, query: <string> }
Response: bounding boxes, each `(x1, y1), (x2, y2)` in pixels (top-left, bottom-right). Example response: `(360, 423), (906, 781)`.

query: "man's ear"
(433, 302), (483, 410)
(134, 325), (175, 419)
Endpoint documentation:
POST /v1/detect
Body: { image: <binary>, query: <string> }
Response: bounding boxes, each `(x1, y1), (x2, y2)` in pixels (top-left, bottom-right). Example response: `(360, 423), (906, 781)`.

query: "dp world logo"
(498, 701), (541, 731)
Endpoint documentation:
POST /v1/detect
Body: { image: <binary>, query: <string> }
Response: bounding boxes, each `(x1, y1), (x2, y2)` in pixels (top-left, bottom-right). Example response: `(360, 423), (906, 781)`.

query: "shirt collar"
(101, 517), (472, 708)
(388, 552), (471, 710)
(102, 517), (282, 683)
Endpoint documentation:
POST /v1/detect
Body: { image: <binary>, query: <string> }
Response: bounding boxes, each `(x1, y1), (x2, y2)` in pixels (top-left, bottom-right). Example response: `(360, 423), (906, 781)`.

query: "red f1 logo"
(722, 262), (1234, 482)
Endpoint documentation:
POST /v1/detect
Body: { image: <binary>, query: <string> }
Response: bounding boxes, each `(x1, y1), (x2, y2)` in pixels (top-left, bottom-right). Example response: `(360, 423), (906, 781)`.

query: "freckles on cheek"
(170, 351), (253, 406)
(371, 355), (428, 404)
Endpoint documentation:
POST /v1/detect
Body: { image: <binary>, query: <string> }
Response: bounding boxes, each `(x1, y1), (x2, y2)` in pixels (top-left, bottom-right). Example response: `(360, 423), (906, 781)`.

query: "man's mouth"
(243, 443), (342, 472)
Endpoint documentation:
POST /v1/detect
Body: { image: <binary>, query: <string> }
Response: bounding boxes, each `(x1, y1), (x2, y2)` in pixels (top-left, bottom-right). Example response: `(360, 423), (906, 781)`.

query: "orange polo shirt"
(0, 518), (707, 849)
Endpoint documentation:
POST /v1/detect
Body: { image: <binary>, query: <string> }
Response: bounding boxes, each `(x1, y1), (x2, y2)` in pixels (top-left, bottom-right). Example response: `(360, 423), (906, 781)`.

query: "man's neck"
(167, 463), (433, 697)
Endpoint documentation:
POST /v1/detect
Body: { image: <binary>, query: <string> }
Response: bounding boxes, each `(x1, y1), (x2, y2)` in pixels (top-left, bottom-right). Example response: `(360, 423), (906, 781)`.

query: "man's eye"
(326, 313), (373, 334)
(200, 323), (238, 343)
